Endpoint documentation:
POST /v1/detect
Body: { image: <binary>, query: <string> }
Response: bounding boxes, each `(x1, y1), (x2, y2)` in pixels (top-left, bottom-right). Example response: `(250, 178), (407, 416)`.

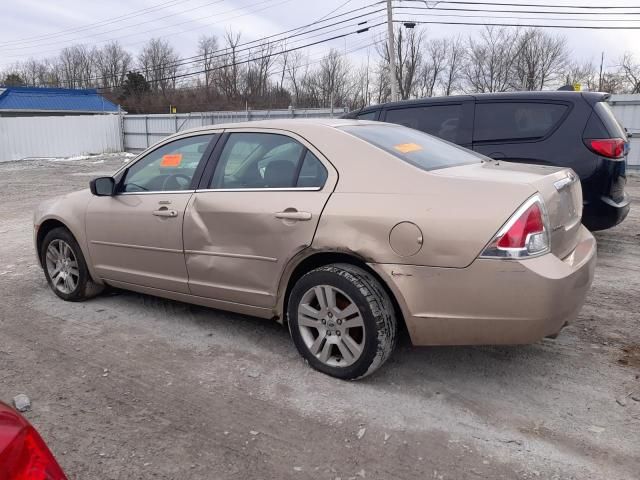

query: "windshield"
(339, 123), (482, 171)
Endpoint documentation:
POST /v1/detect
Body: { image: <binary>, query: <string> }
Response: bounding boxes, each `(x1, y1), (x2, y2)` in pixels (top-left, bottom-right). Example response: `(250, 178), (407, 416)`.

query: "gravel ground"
(0, 154), (638, 480)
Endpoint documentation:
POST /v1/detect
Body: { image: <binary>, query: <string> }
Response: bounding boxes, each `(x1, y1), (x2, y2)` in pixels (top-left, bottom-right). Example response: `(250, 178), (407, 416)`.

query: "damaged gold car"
(34, 119), (596, 379)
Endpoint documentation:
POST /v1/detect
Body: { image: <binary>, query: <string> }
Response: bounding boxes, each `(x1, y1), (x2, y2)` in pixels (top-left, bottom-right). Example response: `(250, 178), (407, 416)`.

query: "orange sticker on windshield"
(394, 143), (423, 154)
(160, 153), (182, 167)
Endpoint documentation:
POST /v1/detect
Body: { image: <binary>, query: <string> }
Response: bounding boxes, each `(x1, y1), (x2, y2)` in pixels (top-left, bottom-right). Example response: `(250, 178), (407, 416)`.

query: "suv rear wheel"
(287, 264), (397, 379)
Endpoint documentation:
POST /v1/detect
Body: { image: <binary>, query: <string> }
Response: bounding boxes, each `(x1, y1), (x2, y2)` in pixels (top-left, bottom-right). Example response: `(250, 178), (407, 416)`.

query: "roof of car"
(347, 91), (609, 114)
(175, 117), (379, 135)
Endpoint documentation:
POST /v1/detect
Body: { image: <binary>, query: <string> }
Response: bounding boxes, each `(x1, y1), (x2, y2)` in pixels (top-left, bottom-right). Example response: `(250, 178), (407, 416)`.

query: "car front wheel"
(287, 263), (397, 379)
(41, 227), (103, 301)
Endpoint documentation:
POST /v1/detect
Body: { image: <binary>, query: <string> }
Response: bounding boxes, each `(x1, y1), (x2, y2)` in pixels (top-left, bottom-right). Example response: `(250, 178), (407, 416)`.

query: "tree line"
(2, 25), (640, 113)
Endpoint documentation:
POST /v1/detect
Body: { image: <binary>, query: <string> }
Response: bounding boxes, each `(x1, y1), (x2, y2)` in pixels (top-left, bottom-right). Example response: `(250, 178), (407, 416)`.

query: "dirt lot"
(0, 155), (638, 480)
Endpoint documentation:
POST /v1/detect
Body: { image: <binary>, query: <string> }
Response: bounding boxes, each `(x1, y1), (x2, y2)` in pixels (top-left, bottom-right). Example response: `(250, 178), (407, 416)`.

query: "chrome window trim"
(194, 187), (322, 193)
(118, 190), (196, 195)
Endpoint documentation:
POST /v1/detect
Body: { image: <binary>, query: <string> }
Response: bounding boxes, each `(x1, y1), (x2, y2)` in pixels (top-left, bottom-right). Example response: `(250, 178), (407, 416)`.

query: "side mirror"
(90, 177), (116, 196)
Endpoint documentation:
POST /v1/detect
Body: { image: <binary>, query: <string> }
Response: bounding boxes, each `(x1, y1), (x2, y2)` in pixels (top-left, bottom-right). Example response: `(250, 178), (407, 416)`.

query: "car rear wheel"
(287, 263), (397, 379)
(41, 227), (103, 301)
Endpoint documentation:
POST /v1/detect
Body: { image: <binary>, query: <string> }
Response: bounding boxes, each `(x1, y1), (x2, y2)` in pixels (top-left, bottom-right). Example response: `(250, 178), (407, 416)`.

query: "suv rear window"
(385, 104), (465, 143)
(340, 124), (481, 171)
(474, 102), (568, 142)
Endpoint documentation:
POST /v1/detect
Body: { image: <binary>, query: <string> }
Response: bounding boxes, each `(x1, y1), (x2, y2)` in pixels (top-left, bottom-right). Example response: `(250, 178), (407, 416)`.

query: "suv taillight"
(480, 195), (550, 259)
(586, 138), (626, 159)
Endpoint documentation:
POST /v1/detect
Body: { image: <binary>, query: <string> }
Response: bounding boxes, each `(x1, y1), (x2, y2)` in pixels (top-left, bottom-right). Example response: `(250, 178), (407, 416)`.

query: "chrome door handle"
(275, 210), (312, 221)
(153, 208), (178, 217)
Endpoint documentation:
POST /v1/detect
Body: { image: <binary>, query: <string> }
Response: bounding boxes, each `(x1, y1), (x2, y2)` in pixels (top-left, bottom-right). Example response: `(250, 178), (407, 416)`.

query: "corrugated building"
(0, 86), (119, 117)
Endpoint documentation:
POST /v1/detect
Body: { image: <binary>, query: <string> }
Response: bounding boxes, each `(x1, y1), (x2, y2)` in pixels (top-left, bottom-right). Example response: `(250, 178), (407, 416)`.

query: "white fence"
(0, 114), (122, 162)
(609, 95), (640, 168)
(123, 107), (346, 151)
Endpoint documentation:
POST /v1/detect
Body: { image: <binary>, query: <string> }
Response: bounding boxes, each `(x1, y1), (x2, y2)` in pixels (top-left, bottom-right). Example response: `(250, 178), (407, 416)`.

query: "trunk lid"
(433, 161), (583, 259)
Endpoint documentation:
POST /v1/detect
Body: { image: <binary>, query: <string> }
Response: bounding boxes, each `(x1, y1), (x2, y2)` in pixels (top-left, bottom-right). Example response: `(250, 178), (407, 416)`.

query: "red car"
(0, 402), (67, 480)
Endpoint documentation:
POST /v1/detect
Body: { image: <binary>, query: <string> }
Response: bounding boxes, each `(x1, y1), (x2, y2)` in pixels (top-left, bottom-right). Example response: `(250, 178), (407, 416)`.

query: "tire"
(287, 263), (397, 380)
(40, 227), (103, 301)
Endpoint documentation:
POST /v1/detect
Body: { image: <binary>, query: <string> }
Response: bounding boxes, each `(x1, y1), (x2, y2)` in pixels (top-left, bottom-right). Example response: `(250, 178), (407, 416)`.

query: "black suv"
(346, 91), (629, 230)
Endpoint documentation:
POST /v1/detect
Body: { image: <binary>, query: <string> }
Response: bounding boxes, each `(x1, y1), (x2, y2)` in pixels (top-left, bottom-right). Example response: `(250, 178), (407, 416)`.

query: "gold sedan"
(34, 119), (596, 379)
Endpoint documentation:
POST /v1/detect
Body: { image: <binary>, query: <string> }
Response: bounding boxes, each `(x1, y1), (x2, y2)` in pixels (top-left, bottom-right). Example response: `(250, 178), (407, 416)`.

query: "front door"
(86, 134), (217, 293)
(183, 131), (337, 308)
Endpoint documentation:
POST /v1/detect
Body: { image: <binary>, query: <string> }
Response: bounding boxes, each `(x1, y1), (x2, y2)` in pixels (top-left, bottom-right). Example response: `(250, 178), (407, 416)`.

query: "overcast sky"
(1, 0), (639, 72)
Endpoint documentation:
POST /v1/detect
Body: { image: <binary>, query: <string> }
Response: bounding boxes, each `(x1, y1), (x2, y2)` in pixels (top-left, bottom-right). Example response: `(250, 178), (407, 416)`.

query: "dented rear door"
(182, 130), (337, 309)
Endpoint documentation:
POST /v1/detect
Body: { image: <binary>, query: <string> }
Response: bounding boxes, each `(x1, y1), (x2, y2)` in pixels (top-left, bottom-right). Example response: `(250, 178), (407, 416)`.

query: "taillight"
(586, 138), (626, 159)
(0, 425), (67, 480)
(481, 195), (550, 259)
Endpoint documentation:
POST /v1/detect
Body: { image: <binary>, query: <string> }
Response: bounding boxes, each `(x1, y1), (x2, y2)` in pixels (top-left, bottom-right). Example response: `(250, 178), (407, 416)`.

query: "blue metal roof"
(0, 86), (119, 113)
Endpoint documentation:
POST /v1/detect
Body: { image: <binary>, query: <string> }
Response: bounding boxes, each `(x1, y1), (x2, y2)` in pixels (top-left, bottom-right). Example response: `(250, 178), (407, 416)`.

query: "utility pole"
(386, 0), (398, 102)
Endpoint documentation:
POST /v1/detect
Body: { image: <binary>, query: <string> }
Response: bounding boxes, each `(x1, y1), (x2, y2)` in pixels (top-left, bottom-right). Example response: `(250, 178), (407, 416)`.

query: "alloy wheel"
(297, 285), (365, 367)
(45, 239), (80, 294)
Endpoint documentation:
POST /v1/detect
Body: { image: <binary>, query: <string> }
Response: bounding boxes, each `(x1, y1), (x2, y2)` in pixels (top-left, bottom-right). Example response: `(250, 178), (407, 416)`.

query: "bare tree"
(197, 35), (219, 91)
(440, 36), (465, 96)
(418, 38), (447, 97)
(512, 28), (568, 90)
(378, 27), (422, 99)
(463, 26), (521, 93)
(94, 41), (132, 88)
(620, 52), (640, 93)
(216, 29), (243, 100)
(138, 38), (180, 94)
(58, 45), (93, 88)
(562, 61), (598, 90)
(284, 50), (306, 106)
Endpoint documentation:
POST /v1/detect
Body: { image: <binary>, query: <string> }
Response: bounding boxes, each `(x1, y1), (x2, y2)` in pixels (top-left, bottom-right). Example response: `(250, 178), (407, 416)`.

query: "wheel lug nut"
(321, 319), (326, 325)
(337, 319), (342, 325)
(336, 331), (341, 336)
(328, 312), (333, 318)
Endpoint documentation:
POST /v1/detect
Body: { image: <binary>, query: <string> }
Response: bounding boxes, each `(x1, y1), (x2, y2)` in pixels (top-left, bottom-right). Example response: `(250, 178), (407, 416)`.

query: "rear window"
(594, 102), (627, 139)
(385, 104), (466, 143)
(474, 102), (568, 142)
(339, 124), (481, 171)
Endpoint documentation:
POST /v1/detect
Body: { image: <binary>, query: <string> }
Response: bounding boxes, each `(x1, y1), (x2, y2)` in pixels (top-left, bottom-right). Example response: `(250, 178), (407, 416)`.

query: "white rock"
(384, 433), (390, 442)
(293, 467), (302, 472)
(587, 425), (605, 434)
(356, 428), (366, 440)
(356, 469), (366, 478)
(13, 394), (31, 412)
(249, 430), (259, 436)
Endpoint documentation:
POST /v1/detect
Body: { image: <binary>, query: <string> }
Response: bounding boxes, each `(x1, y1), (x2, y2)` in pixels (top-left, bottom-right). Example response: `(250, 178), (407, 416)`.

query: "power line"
(0, 0), (194, 47)
(0, 0), (292, 60)
(109, 22), (385, 89)
(43, 8), (384, 88)
(398, 9), (640, 22)
(408, 0), (640, 9)
(395, 5), (640, 16)
(396, 18), (640, 29)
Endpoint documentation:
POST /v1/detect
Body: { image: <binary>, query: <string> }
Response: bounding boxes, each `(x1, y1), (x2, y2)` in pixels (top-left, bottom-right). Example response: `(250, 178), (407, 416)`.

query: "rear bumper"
(582, 193), (630, 231)
(369, 226), (597, 346)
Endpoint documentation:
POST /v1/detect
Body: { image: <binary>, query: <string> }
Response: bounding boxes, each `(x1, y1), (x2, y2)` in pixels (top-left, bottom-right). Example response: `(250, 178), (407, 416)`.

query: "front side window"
(385, 104), (465, 143)
(210, 133), (327, 189)
(474, 102), (568, 142)
(122, 135), (214, 192)
(340, 124), (481, 172)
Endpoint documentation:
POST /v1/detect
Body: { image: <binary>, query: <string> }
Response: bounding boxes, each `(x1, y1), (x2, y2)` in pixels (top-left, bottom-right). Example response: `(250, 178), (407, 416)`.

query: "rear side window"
(593, 102), (627, 139)
(385, 104), (465, 143)
(356, 110), (378, 121)
(340, 124), (481, 172)
(474, 102), (568, 142)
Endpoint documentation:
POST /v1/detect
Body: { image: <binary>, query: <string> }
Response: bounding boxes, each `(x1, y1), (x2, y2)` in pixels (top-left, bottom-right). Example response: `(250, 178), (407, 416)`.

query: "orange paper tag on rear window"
(160, 153), (182, 167)
(394, 143), (423, 154)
